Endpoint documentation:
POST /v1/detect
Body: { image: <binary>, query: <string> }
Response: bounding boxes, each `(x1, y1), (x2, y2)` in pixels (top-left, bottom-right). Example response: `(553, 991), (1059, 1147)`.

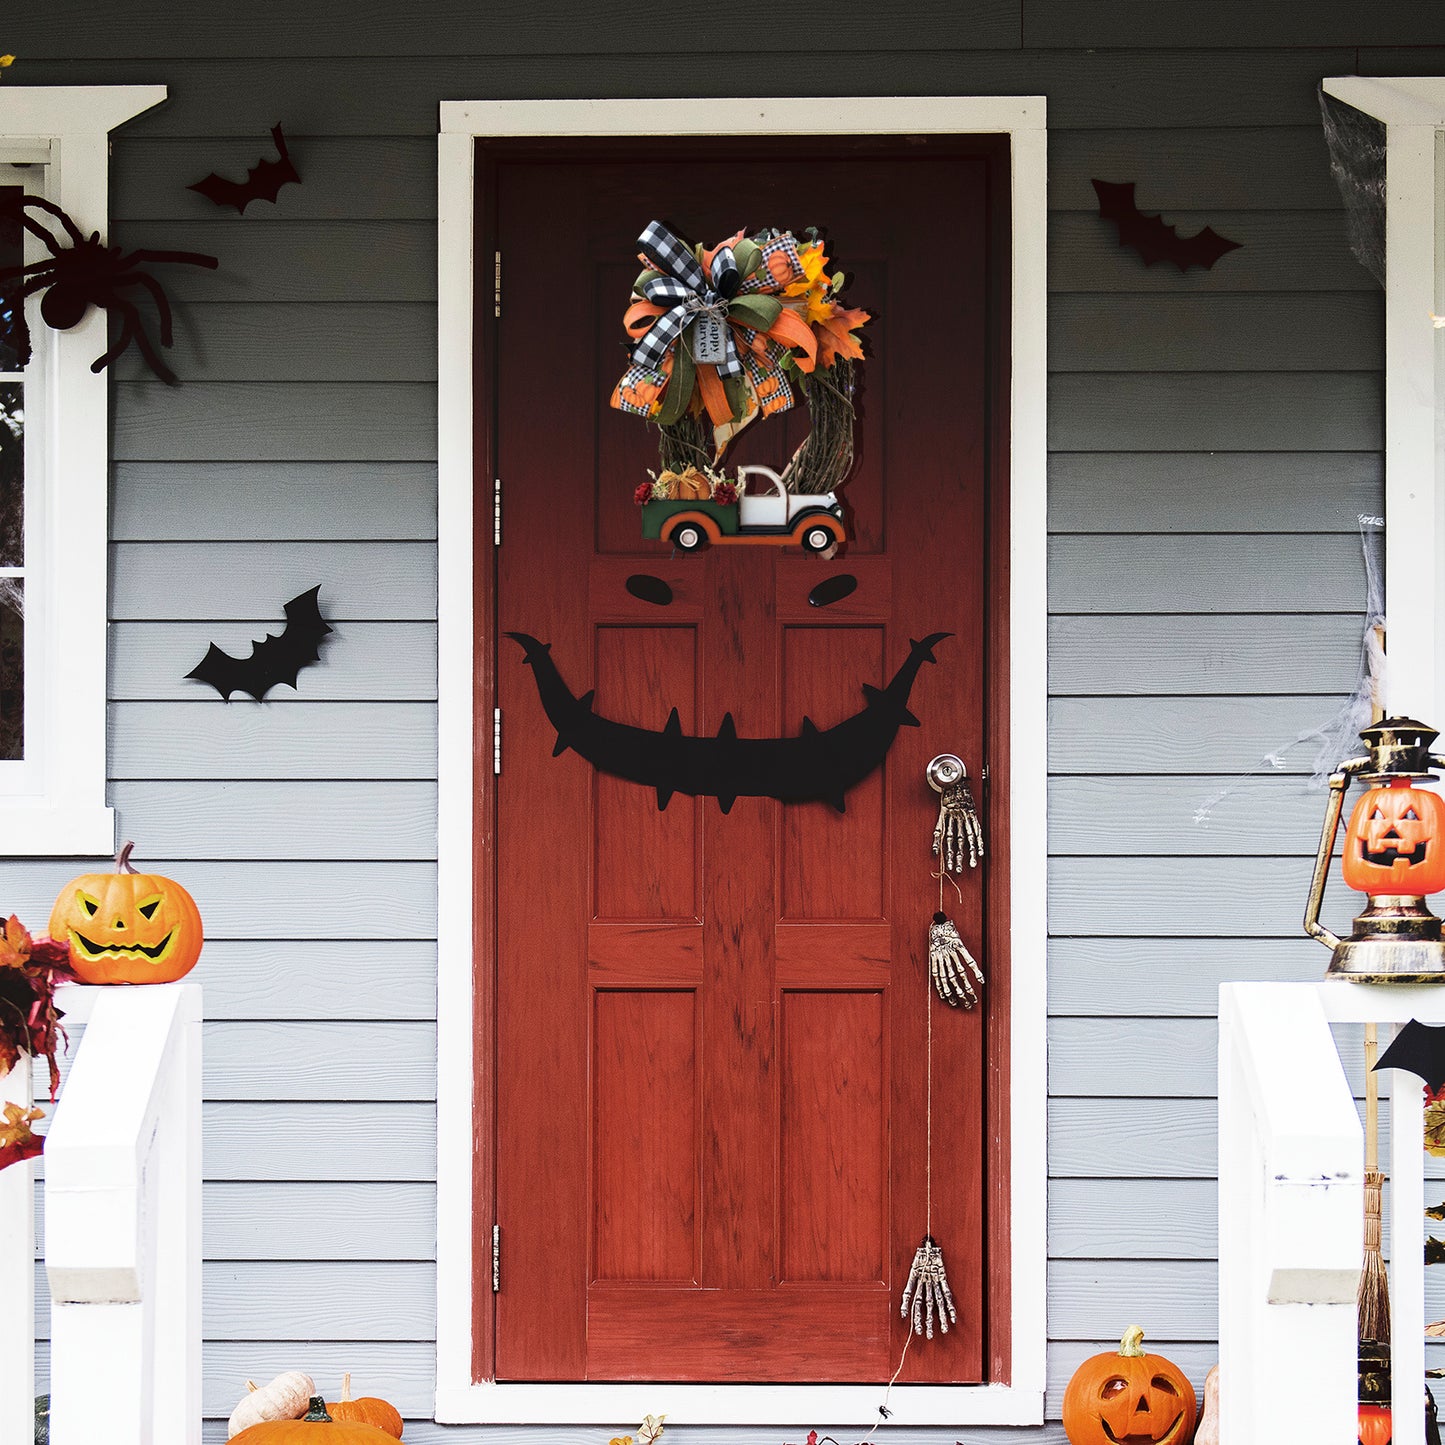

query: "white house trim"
(0, 86), (165, 854)
(434, 94), (1048, 1427)
(1323, 76), (1445, 724)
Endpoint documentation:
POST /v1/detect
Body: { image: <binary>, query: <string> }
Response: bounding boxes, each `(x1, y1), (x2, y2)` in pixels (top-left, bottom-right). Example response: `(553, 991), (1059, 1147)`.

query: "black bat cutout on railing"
(507, 630), (949, 813)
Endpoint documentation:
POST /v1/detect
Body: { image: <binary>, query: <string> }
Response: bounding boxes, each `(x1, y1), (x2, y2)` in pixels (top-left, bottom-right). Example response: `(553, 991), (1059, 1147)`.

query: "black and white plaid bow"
(631, 220), (744, 379)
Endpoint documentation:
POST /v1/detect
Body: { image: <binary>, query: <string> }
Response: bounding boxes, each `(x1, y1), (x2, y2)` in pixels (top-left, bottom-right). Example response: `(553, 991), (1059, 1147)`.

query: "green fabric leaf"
(634, 267), (664, 295)
(727, 295), (783, 331)
(733, 239), (762, 279)
(657, 333), (695, 427)
(722, 372), (749, 423)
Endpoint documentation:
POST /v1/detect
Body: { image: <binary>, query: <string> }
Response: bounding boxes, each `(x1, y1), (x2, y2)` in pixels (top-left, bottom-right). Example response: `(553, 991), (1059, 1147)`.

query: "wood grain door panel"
(483, 139), (1007, 1384)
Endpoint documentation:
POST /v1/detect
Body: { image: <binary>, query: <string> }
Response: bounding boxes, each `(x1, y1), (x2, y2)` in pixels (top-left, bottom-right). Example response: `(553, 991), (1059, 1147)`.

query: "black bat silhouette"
(508, 629), (947, 813)
(1374, 1018), (1445, 1092)
(186, 586), (332, 701)
(1091, 179), (1242, 272)
(187, 125), (301, 214)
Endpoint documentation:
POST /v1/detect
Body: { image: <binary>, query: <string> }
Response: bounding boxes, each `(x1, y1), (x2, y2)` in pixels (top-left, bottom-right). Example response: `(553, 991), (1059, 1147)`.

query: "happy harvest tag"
(691, 313), (727, 365)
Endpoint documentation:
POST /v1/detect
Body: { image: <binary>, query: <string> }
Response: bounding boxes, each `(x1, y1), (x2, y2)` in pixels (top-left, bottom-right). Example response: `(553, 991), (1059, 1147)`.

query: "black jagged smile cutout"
(1360, 840), (1428, 867)
(71, 927), (176, 961)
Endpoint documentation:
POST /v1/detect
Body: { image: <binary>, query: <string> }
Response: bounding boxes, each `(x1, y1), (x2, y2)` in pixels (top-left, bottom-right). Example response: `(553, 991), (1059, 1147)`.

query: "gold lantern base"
(1325, 895), (1445, 984)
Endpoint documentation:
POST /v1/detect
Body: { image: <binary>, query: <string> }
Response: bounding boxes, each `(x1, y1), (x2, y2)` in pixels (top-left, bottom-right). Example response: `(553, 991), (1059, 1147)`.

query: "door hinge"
(493, 475), (502, 546)
(494, 251), (502, 319)
(492, 1223), (501, 1292)
(493, 707), (502, 776)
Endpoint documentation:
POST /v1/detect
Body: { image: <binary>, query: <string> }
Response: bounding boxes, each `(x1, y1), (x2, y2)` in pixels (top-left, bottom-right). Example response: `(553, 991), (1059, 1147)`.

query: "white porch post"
(45, 984), (202, 1445)
(1218, 982), (1362, 1443)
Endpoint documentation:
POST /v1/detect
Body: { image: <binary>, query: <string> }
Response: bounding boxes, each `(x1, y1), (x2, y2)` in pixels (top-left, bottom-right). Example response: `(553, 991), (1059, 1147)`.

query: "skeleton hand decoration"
(932, 774), (983, 873)
(929, 911), (984, 1009)
(900, 1234), (957, 1339)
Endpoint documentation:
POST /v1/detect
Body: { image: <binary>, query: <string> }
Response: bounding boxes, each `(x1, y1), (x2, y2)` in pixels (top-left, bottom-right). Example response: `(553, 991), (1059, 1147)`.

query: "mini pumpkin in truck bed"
(637, 464), (845, 554)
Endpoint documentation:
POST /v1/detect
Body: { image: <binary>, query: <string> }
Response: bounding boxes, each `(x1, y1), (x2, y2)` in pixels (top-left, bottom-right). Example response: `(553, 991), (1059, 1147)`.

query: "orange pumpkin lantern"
(1062, 1327), (1197, 1445)
(49, 841), (203, 985)
(1343, 781), (1445, 897)
(1358, 1403), (1391, 1445)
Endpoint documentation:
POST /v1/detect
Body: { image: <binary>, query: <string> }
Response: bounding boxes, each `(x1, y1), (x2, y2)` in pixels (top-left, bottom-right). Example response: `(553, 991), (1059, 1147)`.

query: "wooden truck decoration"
(639, 464), (846, 555)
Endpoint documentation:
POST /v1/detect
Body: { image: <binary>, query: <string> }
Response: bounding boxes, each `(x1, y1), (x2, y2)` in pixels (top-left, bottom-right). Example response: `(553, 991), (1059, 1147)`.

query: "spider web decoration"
(0, 192), (217, 384)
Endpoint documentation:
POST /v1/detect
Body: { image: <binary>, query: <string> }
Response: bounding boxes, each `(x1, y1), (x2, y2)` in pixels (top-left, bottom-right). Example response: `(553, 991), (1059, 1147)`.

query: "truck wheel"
(801, 524), (836, 554)
(672, 523), (706, 553)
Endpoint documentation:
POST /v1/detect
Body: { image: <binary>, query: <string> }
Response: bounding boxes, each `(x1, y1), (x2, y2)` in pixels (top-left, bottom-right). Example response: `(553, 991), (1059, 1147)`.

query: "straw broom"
(1360, 1021), (1391, 1353)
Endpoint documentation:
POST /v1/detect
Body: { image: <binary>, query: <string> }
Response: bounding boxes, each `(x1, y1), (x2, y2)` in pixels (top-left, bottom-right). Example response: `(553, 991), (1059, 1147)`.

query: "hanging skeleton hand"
(900, 1235), (957, 1339)
(932, 776), (983, 874)
(928, 911), (983, 1009)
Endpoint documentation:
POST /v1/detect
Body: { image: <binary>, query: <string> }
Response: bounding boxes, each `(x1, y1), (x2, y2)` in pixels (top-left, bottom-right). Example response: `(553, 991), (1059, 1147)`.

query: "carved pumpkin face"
(49, 843), (203, 985)
(1342, 782), (1445, 897)
(1062, 1329), (1197, 1445)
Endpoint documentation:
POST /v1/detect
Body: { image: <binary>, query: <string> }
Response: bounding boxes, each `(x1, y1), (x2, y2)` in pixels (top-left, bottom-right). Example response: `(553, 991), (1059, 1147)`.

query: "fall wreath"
(612, 221), (869, 498)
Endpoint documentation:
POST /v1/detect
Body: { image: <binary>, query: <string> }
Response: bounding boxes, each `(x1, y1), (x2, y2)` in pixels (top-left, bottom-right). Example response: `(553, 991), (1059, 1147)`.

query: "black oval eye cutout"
(625, 574), (674, 607)
(808, 574), (858, 608)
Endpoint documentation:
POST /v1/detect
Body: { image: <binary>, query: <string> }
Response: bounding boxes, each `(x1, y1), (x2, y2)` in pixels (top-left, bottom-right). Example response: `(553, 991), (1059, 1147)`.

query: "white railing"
(43, 982), (202, 1445)
(1221, 982), (1445, 1444)
(1218, 982), (1363, 1442)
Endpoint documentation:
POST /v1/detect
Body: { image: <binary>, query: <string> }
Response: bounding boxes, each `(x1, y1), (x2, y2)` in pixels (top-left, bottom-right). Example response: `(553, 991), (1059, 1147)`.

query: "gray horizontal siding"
(1050, 532), (1366, 612)
(110, 463), (438, 539)
(9, 2), (1395, 1432)
(111, 542), (435, 617)
(111, 623), (437, 700)
(109, 702), (437, 777)
(14, 49), (1357, 131)
(1049, 453), (1381, 532)
(35, 1181), (438, 1258)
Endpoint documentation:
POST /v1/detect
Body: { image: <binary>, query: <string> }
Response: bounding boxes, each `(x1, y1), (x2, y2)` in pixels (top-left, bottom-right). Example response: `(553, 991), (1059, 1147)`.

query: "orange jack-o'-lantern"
(1062, 1327), (1197, 1445)
(49, 841), (203, 985)
(1342, 780), (1445, 897)
(1358, 1403), (1391, 1445)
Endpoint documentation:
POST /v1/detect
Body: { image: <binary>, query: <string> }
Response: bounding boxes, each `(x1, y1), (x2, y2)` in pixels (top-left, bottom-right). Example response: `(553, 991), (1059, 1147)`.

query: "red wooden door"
(481, 139), (1009, 1385)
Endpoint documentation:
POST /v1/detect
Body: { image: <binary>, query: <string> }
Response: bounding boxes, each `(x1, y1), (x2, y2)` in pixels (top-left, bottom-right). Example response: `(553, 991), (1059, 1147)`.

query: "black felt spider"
(0, 193), (217, 384)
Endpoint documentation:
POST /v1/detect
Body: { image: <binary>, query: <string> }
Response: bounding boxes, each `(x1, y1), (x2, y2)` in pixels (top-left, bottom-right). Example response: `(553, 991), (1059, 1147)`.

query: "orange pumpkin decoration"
(326, 1374), (403, 1439)
(233, 1398), (397, 1445)
(1358, 1403), (1391, 1445)
(1343, 781), (1445, 897)
(49, 841), (204, 985)
(1062, 1327), (1197, 1445)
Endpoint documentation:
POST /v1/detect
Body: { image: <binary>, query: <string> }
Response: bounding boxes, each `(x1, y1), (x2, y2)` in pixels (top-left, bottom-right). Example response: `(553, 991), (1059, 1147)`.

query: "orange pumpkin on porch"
(232, 1398), (397, 1445)
(1342, 781), (1445, 897)
(1061, 1327), (1197, 1445)
(325, 1375), (403, 1439)
(48, 841), (204, 985)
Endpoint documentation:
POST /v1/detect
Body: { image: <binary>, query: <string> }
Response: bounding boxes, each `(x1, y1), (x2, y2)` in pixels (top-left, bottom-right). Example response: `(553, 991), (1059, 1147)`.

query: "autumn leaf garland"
(0, 913), (73, 1102)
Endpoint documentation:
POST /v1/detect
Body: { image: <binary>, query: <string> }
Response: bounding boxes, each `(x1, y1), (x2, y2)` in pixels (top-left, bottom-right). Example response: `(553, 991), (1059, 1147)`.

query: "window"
(0, 87), (164, 853)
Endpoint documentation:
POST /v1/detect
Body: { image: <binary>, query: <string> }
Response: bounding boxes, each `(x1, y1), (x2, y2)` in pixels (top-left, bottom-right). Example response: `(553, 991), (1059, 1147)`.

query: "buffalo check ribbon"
(630, 220), (744, 379)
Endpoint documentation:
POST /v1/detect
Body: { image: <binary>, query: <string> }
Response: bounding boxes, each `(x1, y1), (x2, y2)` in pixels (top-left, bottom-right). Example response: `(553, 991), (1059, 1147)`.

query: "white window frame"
(434, 95), (1048, 1428)
(0, 86), (164, 854)
(1323, 77), (1445, 726)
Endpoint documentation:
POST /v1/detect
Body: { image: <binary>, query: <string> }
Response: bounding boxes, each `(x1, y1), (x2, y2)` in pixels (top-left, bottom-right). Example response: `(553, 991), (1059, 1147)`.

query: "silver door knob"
(926, 753), (966, 792)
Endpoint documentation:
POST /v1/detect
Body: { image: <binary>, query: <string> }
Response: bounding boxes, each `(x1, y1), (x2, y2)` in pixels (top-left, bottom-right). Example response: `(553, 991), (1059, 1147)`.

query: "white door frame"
(433, 96), (1048, 1427)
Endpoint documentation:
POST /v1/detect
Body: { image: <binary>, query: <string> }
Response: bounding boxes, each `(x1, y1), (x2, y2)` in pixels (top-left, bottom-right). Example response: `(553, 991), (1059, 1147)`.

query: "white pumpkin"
(227, 1372), (316, 1438)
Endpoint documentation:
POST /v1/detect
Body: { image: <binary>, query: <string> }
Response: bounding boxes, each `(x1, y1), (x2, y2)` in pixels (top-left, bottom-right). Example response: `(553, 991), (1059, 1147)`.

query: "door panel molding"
(435, 95), (1047, 1427)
